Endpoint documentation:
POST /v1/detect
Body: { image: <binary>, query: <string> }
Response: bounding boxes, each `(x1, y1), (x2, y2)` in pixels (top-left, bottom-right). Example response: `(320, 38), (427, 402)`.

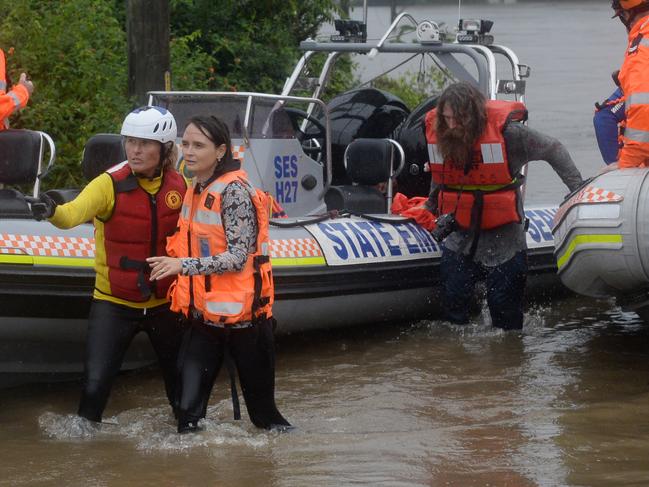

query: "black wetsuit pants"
(77, 299), (183, 422)
(440, 248), (528, 330)
(176, 318), (290, 430)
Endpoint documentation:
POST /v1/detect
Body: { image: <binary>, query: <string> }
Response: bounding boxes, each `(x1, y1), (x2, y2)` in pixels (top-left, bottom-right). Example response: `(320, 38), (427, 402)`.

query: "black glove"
(28, 193), (57, 221)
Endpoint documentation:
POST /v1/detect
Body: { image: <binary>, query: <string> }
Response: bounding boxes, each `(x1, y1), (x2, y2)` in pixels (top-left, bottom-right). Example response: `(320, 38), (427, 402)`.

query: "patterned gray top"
(180, 181), (258, 275)
(427, 123), (584, 266)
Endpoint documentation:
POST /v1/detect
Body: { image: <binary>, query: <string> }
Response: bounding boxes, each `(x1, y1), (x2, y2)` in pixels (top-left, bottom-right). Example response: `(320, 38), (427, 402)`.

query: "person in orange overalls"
(0, 47), (33, 130)
(611, 0), (649, 167)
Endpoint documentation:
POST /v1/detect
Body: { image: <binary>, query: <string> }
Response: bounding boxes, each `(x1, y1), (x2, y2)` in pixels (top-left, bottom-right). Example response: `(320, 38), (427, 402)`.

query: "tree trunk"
(126, 0), (170, 105)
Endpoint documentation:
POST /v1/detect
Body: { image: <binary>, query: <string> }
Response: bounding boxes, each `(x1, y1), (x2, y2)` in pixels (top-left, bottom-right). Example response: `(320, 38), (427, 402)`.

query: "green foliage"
(0, 0), (342, 189)
(170, 31), (215, 91)
(0, 0), (131, 188)
(168, 0), (342, 93)
(370, 69), (448, 110)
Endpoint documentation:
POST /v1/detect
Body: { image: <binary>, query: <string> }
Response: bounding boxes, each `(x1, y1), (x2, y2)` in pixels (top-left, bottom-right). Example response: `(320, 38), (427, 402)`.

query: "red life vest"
(167, 168), (274, 325)
(425, 100), (527, 230)
(100, 162), (185, 302)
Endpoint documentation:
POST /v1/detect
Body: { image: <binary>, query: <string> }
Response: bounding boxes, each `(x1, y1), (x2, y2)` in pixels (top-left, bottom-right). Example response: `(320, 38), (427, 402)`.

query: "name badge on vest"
(204, 193), (215, 209)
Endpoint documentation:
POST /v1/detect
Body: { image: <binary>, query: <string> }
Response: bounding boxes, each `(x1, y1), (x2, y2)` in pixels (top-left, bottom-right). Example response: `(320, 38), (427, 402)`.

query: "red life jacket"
(100, 162), (185, 302)
(425, 100), (527, 230)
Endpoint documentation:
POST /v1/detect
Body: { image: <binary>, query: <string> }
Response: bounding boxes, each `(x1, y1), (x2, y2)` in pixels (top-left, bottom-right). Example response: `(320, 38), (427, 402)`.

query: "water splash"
(37, 400), (275, 452)
(39, 413), (101, 440)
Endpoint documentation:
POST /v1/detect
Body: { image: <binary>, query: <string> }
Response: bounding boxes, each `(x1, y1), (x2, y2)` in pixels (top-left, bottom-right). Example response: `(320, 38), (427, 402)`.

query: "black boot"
(177, 420), (202, 434)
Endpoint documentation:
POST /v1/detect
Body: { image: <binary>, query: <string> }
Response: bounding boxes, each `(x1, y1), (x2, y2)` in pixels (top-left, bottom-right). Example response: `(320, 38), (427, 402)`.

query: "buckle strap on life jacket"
(442, 176), (523, 193)
(467, 191), (484, 259)
(222, 330), (242, 421)
(119, 256), (152, 299)
(252, 255), (271, 316)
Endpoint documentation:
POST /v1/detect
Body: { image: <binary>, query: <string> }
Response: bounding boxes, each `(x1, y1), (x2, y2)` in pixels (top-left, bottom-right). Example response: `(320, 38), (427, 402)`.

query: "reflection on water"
(2, 297), (648, 486)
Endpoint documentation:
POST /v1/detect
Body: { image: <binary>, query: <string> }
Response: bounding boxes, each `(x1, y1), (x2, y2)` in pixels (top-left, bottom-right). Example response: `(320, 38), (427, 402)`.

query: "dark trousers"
(440, 248), (528, 330)
(176, 318), (290, 429)
(77, 299), (183, 422)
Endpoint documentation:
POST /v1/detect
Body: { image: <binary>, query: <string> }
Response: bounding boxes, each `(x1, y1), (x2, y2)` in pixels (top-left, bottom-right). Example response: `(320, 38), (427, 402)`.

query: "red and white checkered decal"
(0, 233), (95, 257)
(575, 186), (623, 203)
(232, 145), (245, 161)
(269, 238), (322, 258)
(554, 185), (623, 228)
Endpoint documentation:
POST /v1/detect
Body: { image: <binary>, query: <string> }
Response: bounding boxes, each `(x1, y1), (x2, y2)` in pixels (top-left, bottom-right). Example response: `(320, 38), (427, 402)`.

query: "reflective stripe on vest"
(8, 91), (20, 110)
(626, 92), (649, 107)
(624, 126), (649, 143)
(0, 80), (5, 91)
(204, 180), (229, 194)
(206, 300), (244, 316)
(480, 143), (505, 164)
(427, 143), (443, 164)
(194, 208), (222, 226)
(428, 142), (505, 165)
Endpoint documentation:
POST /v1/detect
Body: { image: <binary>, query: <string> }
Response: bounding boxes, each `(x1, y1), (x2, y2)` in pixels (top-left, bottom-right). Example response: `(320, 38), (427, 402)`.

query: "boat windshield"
(148, 93), (299, 140)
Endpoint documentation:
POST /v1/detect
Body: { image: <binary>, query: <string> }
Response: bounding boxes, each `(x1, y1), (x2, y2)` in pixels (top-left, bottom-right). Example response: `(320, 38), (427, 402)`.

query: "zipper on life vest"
(149, 193), (158, 296)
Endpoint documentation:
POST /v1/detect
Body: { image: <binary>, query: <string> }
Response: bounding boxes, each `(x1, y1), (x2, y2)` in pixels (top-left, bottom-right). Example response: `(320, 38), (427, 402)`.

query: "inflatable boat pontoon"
(1, 12), (563, 387)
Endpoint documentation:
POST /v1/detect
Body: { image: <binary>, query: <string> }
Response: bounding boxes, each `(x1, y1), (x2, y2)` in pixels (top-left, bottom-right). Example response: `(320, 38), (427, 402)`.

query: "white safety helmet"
(120, 106), (177, 143)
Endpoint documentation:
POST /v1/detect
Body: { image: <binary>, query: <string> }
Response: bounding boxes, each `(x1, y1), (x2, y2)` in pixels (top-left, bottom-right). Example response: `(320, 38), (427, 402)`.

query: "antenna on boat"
(458, 0), (462, 26)
(363, 0), (368, 27)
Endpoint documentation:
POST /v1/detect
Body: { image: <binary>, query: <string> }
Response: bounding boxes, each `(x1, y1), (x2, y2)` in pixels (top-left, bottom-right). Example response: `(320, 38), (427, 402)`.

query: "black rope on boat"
(269, 210), (347, 228)
(269, 208), (415, 227)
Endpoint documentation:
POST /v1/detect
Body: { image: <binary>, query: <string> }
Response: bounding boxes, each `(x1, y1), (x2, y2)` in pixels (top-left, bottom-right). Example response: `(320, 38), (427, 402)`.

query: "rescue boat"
(0, 12), (562, 387)
(553, 168), (649, 320)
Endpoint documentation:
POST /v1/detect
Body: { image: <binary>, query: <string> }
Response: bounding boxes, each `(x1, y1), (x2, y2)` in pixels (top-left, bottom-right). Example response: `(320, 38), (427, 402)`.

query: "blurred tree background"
(0, 0), (341, 188)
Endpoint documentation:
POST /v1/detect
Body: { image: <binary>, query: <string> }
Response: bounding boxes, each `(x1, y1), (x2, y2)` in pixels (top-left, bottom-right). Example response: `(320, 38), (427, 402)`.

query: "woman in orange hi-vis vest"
(0, 48), (33, 130)
(612, 0), (649, 167)
(147, 115), (291, 434)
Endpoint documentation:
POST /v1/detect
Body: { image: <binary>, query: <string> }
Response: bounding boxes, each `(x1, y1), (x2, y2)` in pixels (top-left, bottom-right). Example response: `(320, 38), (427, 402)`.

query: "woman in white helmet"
(29, 106), (187, 424)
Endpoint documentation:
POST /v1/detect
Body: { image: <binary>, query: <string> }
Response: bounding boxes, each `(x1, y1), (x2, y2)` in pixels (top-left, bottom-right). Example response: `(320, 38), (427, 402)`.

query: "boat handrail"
(296, 41), (491, 97)
(34, 131), (56, 198)
(370, 11), (421, 58)
(148, 90), (333, 200)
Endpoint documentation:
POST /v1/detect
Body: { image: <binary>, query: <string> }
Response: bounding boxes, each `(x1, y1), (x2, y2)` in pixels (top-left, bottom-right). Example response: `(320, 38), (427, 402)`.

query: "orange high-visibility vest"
(425, 100), (526, 230)
(618, 15), (649, 167)
(167, 168), (274, 325)
(0, 48), (30, 130)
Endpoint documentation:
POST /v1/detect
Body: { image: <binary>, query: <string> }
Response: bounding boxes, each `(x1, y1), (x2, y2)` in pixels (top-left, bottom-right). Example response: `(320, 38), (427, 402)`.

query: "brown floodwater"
(2, 295), (648, 486)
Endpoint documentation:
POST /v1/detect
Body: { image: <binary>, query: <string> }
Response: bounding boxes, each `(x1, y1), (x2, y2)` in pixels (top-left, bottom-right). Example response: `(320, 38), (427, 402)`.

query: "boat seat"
(325, 138), (396, 214)
(0, 129), (43, 218)
(43, 134), (126, 205)
(82, 133), (126, 181)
